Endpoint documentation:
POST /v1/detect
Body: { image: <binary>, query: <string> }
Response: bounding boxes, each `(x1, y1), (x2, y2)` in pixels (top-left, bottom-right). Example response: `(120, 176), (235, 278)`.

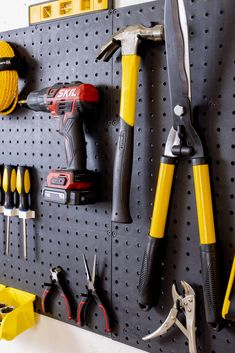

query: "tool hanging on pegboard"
(138, 0), (222, 330)
(77, 254), (112, 333)
(19, 81), (99, 205)
(143, 281), (197, 353)
(97, 24), (164, 223)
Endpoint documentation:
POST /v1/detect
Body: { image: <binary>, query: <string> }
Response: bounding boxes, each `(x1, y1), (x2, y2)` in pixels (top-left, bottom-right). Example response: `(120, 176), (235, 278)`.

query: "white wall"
(0, 0), (153, 32)
(0, 1), (152, 353)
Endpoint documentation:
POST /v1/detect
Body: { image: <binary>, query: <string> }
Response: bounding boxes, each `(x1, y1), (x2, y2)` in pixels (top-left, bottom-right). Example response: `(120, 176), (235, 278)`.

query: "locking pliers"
(143, 281), (197, 353)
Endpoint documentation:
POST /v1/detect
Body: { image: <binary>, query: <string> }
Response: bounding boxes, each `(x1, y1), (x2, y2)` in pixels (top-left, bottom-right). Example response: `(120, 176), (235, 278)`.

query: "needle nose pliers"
(77, 254), (112, 333)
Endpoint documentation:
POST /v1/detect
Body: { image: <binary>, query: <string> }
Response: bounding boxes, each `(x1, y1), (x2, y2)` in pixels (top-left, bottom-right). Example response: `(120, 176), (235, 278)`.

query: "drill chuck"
(26, 88), (49, 112)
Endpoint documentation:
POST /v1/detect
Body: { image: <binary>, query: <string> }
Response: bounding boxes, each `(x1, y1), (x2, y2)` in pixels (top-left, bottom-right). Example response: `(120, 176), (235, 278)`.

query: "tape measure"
(0, 41), (19, 115)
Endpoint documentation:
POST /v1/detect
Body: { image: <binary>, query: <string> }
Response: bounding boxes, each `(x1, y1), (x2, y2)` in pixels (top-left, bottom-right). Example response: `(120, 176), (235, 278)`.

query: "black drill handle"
(138, 237), (165, 311)
(200, 243), (222, 329)
(16, 166), (30, 211)
(112, 119), (133, 223)
(58, 113), (86, 171)
(3, 165), (16, 210)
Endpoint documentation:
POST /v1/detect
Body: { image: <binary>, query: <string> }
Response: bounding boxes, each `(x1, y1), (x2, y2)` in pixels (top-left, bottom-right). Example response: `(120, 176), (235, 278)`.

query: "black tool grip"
(138, 237), (165, 311)
(200, 243), (222, 329)
(112, 119), (133, 223)
(58, 113), (86, 171)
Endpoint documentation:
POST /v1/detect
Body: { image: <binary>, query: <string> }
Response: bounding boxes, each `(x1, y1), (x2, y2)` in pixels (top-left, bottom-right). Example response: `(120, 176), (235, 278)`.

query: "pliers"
(143, 281), (197, 353)
(77, 254), (112, 333)
(41, 266), (73, 320)
(138, 0), (222, 329)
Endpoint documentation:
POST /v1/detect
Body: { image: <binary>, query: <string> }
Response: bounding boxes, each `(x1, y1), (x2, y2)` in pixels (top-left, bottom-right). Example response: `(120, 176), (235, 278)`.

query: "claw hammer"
(97, 24), (164, 223)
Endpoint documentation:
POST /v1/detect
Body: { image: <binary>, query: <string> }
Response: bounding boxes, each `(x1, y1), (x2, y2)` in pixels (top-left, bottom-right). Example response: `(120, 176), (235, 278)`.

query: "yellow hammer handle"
(120, 55), (141, 127)
(150, 159), (175, 238)
(193, 163), (216, 244)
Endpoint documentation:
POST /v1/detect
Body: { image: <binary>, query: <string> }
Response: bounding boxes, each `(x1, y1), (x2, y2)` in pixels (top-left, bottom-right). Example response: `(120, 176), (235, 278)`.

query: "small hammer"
(97, 24), (164, 223)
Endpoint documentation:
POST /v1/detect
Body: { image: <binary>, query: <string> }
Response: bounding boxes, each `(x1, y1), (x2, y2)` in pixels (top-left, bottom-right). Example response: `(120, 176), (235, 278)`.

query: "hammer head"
(97, 24), (164, 62)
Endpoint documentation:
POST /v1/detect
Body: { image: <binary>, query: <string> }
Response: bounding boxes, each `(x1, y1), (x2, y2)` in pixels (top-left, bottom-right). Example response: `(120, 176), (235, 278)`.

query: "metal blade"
(178, 0), (191, 101)
(82, 254), (91, 282)
(164, 0), (190, 114)
(91, 254), (96, 284)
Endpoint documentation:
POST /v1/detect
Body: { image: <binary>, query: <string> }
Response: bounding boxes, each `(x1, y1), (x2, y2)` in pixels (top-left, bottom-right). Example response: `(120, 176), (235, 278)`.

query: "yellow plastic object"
(0, 285), (6, 291)
(193, 164), (216, 244)
(29, 0), (109, 25)
(150, 162), (175, 238)
(120, 55), (141, 127)
(0, 41), (18, 115)
(222, 256), (235, 319)
(0, 286), (36, 340)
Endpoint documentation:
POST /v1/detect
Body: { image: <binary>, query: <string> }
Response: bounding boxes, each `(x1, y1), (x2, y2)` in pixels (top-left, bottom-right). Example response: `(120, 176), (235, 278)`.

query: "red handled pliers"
(77, 254), (112, 333)
(41, 266), (73, 320)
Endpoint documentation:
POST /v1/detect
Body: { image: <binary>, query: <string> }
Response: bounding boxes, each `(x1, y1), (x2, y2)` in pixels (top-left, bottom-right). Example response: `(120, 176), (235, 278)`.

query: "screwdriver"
(16, 166), (32, 260)
(0, 165), (4, 213)
(3, 165), (17, 255)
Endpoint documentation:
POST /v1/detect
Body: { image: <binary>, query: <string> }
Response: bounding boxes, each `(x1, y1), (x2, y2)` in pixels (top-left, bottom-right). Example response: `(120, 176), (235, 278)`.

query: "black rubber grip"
(112, 119), (133, 223)
(58, 114), (86, 171)
(138, 237), (165, 311)
(200, 243), (222, 329)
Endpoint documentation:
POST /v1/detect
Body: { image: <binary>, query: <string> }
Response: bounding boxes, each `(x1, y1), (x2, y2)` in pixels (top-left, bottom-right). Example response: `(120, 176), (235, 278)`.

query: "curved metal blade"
(178, 0), (191, 101)
(142, 307), (178, 341)
(164, 0), (190, 109)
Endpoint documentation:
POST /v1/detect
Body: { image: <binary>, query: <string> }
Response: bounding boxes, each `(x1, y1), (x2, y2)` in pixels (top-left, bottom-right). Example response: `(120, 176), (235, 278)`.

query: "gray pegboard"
(0, 1), (234, 352)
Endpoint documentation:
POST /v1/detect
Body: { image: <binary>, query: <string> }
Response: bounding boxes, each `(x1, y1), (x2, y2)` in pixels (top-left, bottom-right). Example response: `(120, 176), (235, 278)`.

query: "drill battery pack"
(42, 169), (97, 205)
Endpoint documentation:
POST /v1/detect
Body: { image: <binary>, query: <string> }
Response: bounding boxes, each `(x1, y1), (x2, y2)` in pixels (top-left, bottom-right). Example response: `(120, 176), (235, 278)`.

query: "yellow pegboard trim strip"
(29, 0), (109, 25)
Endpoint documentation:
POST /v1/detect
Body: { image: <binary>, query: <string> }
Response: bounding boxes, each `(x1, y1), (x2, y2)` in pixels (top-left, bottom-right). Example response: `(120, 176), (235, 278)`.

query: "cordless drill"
(19, 81), (99, 205)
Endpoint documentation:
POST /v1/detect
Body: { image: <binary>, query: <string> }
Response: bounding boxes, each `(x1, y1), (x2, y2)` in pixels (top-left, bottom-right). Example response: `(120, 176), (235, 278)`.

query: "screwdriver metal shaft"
(3, 165), (17, 256)
(23, 218), (27, 260)
(5, 216), (10, 255)
(17, 166), (32, 260)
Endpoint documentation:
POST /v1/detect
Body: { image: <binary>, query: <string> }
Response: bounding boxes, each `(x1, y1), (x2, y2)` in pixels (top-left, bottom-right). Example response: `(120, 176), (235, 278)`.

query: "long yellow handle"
(120, 55), (141, 127)
(222, 256), (235, 319)
(150, 161), (175, 238)
(193, 164), (216, 244)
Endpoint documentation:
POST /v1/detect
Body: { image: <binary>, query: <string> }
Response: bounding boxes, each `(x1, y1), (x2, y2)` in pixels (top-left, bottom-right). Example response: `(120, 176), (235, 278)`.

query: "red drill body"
(23, 81), (99, 205)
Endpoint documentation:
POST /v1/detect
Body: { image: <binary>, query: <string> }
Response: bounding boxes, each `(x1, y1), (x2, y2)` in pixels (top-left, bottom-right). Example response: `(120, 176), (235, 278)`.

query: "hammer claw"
(97, 40), (120, 62)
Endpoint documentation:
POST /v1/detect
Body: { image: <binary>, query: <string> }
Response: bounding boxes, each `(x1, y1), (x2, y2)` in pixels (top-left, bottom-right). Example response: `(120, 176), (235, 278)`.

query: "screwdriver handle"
(3, 165), (16, 210)
(16, 166), (31, 211)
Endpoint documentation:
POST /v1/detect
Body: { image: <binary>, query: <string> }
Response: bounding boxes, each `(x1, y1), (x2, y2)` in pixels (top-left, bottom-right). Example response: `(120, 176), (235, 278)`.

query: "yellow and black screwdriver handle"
(112, 54), (141, 223)
(16, 166), (31, 213)
(138, 157), (222, 327)
(222, 256), (235, 321)
(3, 165), (17, 211)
